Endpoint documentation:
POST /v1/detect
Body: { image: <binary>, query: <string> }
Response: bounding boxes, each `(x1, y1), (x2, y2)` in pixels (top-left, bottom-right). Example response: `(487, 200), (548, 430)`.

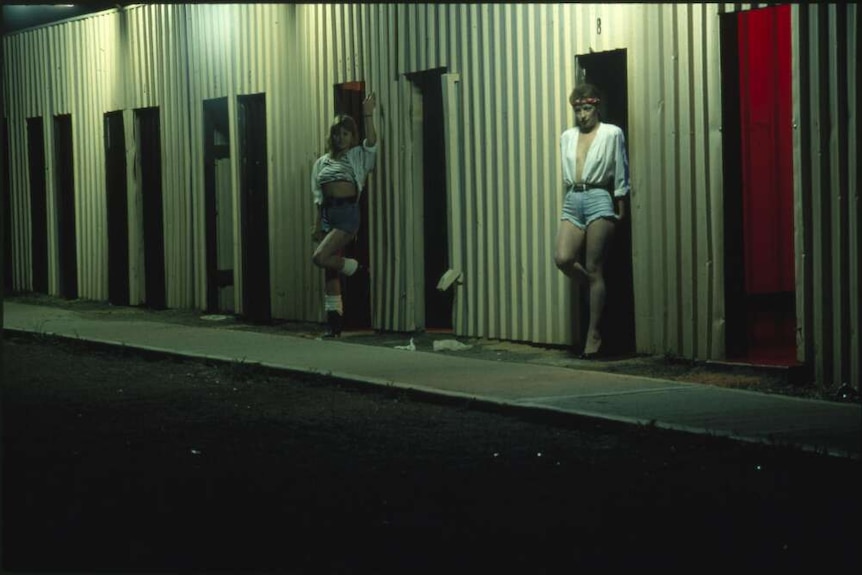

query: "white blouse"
(311, 139), (379, 205)
(560, 123), (630, 198)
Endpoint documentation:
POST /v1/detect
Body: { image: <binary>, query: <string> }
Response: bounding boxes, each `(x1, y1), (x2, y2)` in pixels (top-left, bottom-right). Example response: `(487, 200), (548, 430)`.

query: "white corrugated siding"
(5, 12), (123, 299)
(792, 4), (860, 390)
(184, 3), (321, 319)
(628, 3), (727, 359)
(295, 3), (731, 350)
(2, 3), (858, 390)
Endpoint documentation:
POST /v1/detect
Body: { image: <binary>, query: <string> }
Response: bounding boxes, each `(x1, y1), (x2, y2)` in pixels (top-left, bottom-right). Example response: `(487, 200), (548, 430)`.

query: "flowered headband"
(573, 97), (600, 106)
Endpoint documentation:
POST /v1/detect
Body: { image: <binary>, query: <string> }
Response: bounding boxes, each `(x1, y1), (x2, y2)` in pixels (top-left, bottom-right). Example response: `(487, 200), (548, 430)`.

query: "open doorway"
(54, 114), (78, 300)
(3, 119), (12, 294)
(27, 117), (48, 294)
(135, 107), (166, 309)
(105, 111), (129, 306)
(334, 81), (372, 331)
(203, 97), (235, 314)
(237, 93), (271, 324)
(574, 49), (635, 357)
(405, 68), (452, 331)
(720, 5), (796, 366)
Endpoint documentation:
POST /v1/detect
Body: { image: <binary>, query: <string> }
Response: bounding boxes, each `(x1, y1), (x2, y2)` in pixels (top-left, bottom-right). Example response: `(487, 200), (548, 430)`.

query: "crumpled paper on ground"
(394, 338), (416, 351)
(433, 339), (473, 352)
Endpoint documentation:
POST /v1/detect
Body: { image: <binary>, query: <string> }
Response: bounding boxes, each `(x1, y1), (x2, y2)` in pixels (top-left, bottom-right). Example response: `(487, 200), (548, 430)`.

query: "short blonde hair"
(326, 114), (360, 155)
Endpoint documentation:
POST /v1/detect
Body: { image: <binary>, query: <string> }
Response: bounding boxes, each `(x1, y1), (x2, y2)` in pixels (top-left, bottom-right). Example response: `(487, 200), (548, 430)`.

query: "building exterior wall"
(2, 3), (858, 389)
(792, 4), (860, 390)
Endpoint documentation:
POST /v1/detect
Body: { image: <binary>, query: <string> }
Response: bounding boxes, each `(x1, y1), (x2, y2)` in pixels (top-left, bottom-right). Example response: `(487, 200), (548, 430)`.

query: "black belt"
(323, 196), (357, 207)
(571, 183), (611, 192)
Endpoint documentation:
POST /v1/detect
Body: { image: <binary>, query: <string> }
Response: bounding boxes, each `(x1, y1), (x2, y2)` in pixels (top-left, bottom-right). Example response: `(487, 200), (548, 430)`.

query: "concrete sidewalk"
(3, 301), (860, 459)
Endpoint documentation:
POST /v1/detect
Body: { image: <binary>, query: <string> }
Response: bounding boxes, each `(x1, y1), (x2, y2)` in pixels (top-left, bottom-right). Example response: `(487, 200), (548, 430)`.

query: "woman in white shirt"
(554, 83), (630, 358)
(311, 92), (378, 338)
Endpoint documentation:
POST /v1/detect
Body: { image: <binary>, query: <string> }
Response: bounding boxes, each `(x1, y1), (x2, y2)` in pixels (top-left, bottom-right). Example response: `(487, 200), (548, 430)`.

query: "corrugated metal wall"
(122, 4), (194, 308)
(297, 3), (732, 351)
(185, 3), (305, 317)
(627, 3), (726, 359)
(5, 14), (121, 299)
(3, 7), (195, 306)
(2, 3), (858, 389)
(792, 4), (860, 390)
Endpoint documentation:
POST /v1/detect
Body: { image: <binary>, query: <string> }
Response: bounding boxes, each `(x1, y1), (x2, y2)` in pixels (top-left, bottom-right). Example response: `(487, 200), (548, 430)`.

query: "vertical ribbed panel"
(626, 4), (723, 359)
(849, 4), (860, 392)
(186, 2), (235, 311)
(794, 4), (860, 390)
(86, 4), (193, 308)
(183, 3), (320, 319)
(5, 34), (32, 291)
(2, 3), (858, 389)
(5, 11), (120, 300)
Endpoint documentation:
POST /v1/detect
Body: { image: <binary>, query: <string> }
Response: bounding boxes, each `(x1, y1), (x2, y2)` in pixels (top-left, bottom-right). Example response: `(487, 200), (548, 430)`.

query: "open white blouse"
(560, 123), (630, 198)
(311, 139), (378, 206)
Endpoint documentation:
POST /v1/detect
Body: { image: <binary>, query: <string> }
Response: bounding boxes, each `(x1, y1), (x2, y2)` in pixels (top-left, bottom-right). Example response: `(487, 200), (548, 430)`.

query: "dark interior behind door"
(3, 119), (12, 294)
(575, 49), (635, 357)
(238, 93), (271, 323)
(105, 111), (128, 305)
(55, 114), (78, 299)
(137, 107), (166, 309)
(27, 117), (48, 294)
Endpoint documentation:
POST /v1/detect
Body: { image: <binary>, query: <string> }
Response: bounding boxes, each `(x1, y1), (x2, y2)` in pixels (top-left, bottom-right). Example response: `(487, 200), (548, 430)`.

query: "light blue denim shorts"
(561, 188), (617, 229)
(322, 201), (360, 234)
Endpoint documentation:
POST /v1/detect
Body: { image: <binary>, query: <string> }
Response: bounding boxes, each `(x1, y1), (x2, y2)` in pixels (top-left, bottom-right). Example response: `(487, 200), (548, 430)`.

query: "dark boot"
(321, 310), (343, 338)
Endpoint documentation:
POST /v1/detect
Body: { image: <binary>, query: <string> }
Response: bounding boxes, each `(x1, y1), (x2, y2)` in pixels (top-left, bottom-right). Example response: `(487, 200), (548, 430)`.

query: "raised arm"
(362, 91), (377, 146)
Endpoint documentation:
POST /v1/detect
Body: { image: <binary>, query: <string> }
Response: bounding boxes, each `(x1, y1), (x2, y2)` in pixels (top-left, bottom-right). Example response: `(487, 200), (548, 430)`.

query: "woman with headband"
(554, 83), (630, 359)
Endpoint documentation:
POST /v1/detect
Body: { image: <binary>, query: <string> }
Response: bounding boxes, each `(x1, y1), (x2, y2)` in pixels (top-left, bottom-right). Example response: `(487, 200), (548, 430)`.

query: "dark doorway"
(406, 68), (452, 330)
(104, 111), (129, 306)
(27, 117), (48, 294)
(3, 119), (12, 294)
(203, 98), (235, 314)
(54, 114), (78, 299)
(136, 107), (166, 309)
(575, 49), (635, 357)
(334, 82), (372, 331)
(721, 6), (796, 366)
(238, 93), (271, 324)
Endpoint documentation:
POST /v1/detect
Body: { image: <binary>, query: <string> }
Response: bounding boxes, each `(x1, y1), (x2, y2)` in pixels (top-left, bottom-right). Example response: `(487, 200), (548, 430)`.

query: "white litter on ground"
(394, 338), (416, 351)
(433, 339), (473, 352)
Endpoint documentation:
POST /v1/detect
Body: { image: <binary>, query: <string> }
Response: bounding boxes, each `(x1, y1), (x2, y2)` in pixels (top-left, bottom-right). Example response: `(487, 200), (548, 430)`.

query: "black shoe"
(321, 311), (343, 338)
(579, 338), (603, 360)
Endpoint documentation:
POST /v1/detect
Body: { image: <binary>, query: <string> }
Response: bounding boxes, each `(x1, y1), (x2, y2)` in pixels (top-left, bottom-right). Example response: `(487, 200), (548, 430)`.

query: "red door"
(737, 5), (796, 364)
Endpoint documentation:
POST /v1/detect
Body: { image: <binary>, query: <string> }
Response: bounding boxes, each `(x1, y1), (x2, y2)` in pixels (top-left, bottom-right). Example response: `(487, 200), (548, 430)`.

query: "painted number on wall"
(597, 18), (602, 35)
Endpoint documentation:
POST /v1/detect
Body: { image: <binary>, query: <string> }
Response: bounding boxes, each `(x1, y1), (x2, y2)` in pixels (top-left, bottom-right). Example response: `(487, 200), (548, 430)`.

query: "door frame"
(573, 48), (635, 357)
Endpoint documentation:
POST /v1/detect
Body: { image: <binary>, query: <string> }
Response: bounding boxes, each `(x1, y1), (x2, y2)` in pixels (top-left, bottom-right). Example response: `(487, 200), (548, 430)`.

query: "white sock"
(340, 258), (359, 276)
(324, 294), (343, 315)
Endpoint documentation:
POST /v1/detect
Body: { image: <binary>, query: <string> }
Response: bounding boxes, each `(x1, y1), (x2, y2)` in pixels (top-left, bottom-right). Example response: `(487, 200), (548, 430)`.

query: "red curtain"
(738, 5), (794, 294)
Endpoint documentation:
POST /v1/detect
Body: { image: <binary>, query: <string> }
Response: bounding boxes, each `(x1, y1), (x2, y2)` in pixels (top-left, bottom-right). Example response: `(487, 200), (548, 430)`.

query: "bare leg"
(312, 228), (357, 273)
(583, 217), (616, 356)
(554, 220), (588, 285)
(313, 229), (357, 337)
(324, 267), (341, 297)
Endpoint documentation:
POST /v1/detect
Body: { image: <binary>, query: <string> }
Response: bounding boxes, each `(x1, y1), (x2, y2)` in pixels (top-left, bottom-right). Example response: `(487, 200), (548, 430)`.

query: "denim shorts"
(321, 201), (360, 234)
(560, 188), (617, 229)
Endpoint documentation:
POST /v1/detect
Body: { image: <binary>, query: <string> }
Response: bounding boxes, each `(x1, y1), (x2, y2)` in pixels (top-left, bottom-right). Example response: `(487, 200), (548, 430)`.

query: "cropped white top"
(311, 139), (378, 206)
